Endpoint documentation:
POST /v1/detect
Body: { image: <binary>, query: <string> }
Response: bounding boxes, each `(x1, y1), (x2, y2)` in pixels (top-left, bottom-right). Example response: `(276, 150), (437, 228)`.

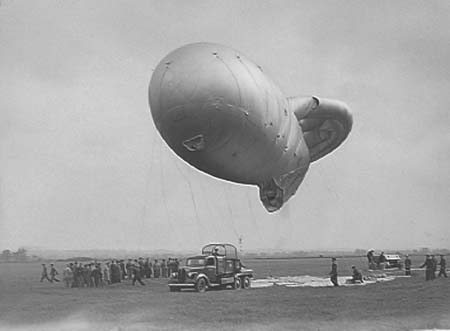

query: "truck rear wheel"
(242, 276), (251, 289)
(195, 278), (207, 293)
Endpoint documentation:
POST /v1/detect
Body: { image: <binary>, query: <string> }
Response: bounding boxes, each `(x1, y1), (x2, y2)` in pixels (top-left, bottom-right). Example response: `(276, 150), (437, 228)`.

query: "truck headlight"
(187, 272), (197, 279)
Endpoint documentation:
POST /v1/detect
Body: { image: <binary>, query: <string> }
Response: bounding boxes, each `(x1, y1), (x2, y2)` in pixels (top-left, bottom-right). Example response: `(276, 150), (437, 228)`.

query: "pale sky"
(1, 0), (449, 252)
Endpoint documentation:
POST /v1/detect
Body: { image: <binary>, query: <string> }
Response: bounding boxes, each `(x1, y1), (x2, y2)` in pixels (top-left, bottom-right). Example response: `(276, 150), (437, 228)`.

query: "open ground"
(0, 256), (449, 331)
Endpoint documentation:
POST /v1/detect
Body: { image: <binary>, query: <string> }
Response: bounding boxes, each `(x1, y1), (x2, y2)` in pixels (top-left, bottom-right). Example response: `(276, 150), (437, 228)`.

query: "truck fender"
(195, 273), (210, 285)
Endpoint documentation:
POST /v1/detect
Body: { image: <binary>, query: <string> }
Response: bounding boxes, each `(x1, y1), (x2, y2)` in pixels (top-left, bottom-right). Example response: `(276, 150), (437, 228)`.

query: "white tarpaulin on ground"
(250, 274), (404, 288)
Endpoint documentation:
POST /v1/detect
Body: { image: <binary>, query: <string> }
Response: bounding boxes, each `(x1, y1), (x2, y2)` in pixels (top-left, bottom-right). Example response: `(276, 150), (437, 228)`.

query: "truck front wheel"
(196, 278), (207, 293)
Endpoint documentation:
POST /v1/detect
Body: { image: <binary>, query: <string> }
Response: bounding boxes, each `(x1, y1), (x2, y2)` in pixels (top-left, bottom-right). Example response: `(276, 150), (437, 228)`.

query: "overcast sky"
(1, 0), (449, 252)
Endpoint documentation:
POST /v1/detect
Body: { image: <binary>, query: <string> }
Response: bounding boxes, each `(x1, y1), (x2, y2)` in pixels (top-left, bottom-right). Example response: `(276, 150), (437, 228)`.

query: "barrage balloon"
(149, 43), (352, 212)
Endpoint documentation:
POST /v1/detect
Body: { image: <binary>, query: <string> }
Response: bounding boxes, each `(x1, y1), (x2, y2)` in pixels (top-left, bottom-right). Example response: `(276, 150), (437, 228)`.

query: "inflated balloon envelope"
(149, 43), (352, 212)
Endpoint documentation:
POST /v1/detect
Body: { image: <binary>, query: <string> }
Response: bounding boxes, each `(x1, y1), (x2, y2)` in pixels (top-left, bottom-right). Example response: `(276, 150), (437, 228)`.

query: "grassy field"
(0, 257), (449, 331)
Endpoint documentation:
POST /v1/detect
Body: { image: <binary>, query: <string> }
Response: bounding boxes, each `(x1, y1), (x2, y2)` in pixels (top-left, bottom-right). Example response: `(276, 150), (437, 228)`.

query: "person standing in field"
(329, 257), (339, 286)
(139, 258), (145, 278)
(148, 259), (153, 278)
(40, 264), (52, 283)
(438, 255), (447, 278)
(366, 250), (375, 269)
(71, 262), (79, 287)
(103, 262), (111, 284)
(420, 255), (433, 281)
(119, 260), (126, 280)
(378, 252), (386, 271)
(92, 263), (101, 287)
(431, 255), (437, 280)
(63, 264), (73, 288)
(76, 263), (84, 287)
(153, 259), (160, 278)
(126, 259), (132, 280)
(144, 258), (151, 278)
(404, 254), (412, 276)
(81, 264), (90, 287)
(161, 259), (167, 278)
(110, 260), (121, 284)
(167, 258), (174, 276)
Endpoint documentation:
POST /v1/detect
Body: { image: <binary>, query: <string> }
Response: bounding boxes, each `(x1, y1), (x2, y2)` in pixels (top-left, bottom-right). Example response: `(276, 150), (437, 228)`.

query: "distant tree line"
(1, 248), (30, 262)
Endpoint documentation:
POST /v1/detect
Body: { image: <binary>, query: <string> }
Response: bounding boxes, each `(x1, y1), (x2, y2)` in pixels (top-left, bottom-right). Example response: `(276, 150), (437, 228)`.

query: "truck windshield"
(186, 258), (205, 267)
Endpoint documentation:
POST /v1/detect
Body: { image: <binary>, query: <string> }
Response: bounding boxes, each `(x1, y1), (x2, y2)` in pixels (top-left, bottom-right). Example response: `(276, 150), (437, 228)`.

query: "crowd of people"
(40, 252), (448, 289)
(329, 253), (448, 287)
(40, 257), (181, 288)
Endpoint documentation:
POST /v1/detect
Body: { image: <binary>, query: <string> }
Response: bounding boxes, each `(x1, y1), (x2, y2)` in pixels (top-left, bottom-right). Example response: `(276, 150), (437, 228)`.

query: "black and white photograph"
(0, 1), (449, 330)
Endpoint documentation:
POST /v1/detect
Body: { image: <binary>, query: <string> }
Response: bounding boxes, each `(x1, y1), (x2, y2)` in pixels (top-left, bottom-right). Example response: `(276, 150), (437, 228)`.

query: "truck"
(371, 254), (403, 270)
(168, 243), (253, 292)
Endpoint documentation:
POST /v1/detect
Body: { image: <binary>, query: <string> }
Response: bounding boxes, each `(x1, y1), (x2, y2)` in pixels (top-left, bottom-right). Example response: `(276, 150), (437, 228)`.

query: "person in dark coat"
(132, 260), (145, 286)
(144, 258), (151, 278)
(367, 250), (375, 269)
(119, 260), (126, 280)
(438, 255), (447, 278)
(329, 258), (339, 286)
(110, 260), (121, 284)
(420, 255), (434, 281)
(153, 259), (160, 278)
(92, 263), (102, 287)
(71, 262), (79, 287)
(83, 264), (93, 288)
(80, 264), (87, 288)
(77, 263), (85, 287)
(404, 255), (412, 276)
(351, 266), (363, 283)
(378, 252), (386, 271)
(167, 258), (174, 276)
(139, 258), (145, 278)
(431, 255), (437, 280)
(161, 259), (167, 278)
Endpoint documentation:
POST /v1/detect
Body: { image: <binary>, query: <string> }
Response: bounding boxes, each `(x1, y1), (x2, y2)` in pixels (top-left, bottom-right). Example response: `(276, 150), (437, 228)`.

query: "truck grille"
(178, 268), (186, 282)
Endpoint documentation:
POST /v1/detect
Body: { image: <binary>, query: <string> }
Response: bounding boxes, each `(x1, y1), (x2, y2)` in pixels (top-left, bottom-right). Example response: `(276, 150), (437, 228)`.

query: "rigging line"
(245, 190), (264, 243)
(172, 156), (202, 243)
(196, 175), (223, 239)
(223, 185), (240, 239)
(159, 142), (177, 243)
(138, 130), (157, 250)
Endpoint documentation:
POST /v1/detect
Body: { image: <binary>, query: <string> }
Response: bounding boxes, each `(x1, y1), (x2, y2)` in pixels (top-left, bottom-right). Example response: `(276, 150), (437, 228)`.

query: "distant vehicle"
(372, 254), (403, 269)
(168, 243), (253, 292)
